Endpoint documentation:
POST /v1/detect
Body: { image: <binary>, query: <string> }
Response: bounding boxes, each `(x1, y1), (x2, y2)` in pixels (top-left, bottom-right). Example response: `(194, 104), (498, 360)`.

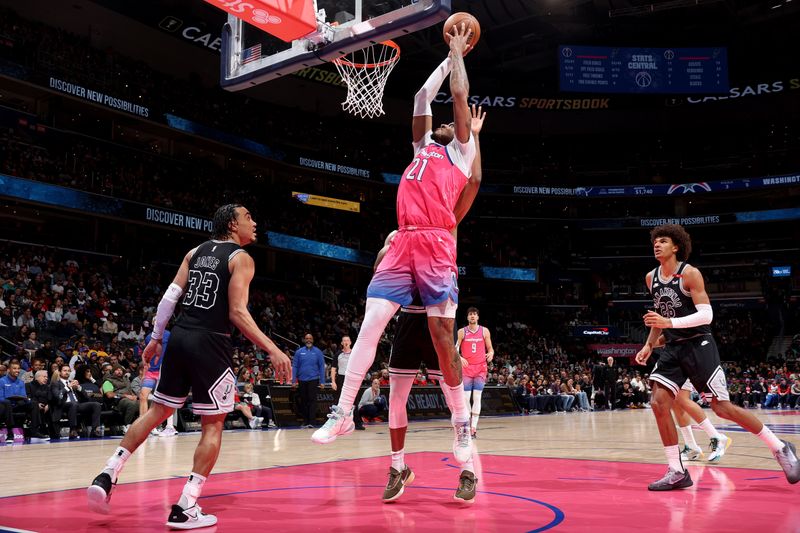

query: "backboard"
(220, 0), (451, 91)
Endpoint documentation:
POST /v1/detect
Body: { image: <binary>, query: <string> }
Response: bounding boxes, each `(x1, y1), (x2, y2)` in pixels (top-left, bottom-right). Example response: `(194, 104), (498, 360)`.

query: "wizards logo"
(667, 182), (712, 194)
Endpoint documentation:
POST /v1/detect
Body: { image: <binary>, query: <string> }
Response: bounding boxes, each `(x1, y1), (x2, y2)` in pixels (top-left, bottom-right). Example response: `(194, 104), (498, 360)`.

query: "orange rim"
(333, 40), (401, 69)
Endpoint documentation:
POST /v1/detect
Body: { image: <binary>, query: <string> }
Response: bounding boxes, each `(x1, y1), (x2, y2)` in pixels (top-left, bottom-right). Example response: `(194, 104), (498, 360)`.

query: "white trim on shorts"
(152, 390), (187, 409)
(649, 371), (680, 397)
(681, 379), (695, 392)
(704, 366), (730, 402)
(426, 298), (457, 319)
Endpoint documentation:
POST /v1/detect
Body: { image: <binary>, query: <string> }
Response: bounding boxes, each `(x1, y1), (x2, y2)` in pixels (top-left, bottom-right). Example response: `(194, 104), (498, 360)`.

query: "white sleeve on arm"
(151, 283), (183, 340)
(413, 57), (452, 117)
(670, 303), (713, 329)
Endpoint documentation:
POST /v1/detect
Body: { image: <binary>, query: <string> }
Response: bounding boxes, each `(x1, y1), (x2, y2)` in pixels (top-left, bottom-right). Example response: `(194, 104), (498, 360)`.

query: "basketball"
(443, 12), (481, 55)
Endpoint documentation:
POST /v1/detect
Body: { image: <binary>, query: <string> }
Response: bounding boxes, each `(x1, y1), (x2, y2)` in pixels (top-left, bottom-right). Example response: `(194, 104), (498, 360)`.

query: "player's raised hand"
(470, 104), (486, 136)
(142, 337), (162, 366)
(634, 344), (652, 366)
(445, 22), (473, 57)
(270, 349), (292, 384)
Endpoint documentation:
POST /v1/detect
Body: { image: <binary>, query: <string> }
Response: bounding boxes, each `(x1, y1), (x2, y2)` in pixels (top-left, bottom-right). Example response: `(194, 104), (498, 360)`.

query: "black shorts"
(388, 310), (442, 380)
(153, 325), (236, 415)
(649, 335), (729, 401)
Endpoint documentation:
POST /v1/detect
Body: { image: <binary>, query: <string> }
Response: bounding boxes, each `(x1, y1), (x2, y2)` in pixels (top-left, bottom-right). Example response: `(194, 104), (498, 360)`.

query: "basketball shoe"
(87, 473), (114, 514)
(382, 466), (415, 502)
(680, 445), (703, 461)
(311, 405), (355, 444)
(774, 439), (800, 484)
(454, 470), (477, 503)
(453, 419), (473, 463)
(166, 504), (217, 529)
(647, 468), (693, 491)
(707, 434), (731, 462)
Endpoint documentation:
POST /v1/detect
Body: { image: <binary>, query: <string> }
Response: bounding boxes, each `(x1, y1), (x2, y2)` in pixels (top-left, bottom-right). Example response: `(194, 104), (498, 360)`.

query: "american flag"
(241, 43), (262, 64)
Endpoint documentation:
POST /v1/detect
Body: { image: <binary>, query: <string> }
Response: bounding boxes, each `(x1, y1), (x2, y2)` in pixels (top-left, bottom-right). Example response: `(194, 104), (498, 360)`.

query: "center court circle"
(201, 484), (566, 533)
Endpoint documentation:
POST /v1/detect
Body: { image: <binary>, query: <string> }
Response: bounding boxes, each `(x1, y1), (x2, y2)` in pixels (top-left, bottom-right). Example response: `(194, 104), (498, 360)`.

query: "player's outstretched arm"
(453, 104), (486, 224)
(228, 252), (292, 382)
(446, 22), (472, 143)
(142, 248), (192, 365)
(412, 58), (452, 143)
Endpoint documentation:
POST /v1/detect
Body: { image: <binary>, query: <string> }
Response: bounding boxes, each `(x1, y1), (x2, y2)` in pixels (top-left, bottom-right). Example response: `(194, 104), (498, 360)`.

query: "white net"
(333, 41), (400, 119)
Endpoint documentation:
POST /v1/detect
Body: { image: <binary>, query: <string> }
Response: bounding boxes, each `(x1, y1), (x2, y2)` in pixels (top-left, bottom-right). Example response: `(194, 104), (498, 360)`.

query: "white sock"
(337, 298), (398, 411)
(679, 425), (699, 450)
(102, 446), (131, 482)
(698, 418), (721, 439)
(664, 444), (684, 473)
(471, 389), (483, 427)
(391, 449), (405, 472)
(471, 413), (480, 430)
(177, 472), (207, 509)
(165, 413), (175, 429)
(441, 382), (470, 423)
(462, 456), (474, 473)
(757, 425), (784, 453)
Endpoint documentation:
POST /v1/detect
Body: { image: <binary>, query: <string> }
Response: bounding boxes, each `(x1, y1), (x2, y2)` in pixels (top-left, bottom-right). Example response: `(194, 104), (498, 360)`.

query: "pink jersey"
(460, 325), (487, 367)
(397, 132), (476, 230)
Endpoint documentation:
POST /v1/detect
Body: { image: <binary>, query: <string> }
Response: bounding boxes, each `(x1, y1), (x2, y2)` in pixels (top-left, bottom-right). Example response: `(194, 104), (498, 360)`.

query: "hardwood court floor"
(2, 408), (799, 532)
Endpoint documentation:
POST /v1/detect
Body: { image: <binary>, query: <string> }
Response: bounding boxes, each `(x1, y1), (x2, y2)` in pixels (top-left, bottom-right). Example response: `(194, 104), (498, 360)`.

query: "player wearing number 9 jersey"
(88, 204), (292, 530)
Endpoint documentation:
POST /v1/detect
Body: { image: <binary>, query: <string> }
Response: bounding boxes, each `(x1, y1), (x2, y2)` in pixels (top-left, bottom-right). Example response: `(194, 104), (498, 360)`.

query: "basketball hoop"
(332, 40), (400, 119)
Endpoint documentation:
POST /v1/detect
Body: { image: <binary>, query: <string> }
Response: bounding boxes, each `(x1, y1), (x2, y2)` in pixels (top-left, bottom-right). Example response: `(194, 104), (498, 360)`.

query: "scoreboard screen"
(559, 46), (729, 94)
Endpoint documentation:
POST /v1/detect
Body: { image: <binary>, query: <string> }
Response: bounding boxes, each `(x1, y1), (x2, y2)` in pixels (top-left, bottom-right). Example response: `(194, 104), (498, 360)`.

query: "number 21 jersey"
(177, 240), (245, 335)
(397, 131), (476, 230)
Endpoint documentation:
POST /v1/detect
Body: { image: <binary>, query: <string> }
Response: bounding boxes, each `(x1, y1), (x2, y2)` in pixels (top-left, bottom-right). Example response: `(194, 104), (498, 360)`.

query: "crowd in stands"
(0, 236), (797, 442)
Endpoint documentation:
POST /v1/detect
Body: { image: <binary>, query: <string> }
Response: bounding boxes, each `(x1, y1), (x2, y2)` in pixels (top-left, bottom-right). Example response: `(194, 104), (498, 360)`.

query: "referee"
(331, 335), (364, 430)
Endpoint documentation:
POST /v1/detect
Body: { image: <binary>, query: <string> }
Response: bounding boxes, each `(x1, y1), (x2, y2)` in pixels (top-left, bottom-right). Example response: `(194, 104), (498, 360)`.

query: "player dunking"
(312, 24), (477, 467)
(382, 104), (485, 504)
(87, 204), (292, 528)
(635, 224), (800, 490)
(456, 306), (494, 438)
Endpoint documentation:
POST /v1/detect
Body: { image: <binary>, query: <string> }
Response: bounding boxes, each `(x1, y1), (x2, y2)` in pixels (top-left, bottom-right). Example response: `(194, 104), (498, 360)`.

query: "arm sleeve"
(413, 57), (452, 117)
(669, 304), (713, 329)
(151, 283), (183, 340)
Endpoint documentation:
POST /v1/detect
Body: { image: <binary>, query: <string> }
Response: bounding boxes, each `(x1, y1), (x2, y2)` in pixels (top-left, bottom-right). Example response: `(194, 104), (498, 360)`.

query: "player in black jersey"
(636, 224), (800, 491)
(87, 204), (292, 529)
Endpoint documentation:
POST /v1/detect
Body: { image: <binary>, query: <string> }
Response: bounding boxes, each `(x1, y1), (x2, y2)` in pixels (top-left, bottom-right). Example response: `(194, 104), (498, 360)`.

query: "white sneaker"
(158, 426), (178, 437)
(122, 425), (130, 434)
(708, 434), (731, 462)
(268, 420), (277, 428)
(254, 417), (264, 429)
(680, 445), (704, 461)
(311, 406), (354, 444)
(453, 420), (473, 464)
(248, 417), (258, 429)
(150, 428), (161, 436)
(166, 504), (217, 530)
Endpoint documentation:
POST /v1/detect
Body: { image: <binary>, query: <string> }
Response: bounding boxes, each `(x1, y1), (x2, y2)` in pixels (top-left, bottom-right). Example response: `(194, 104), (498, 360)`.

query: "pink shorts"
(367, 227), (458, 307)
(142, 370), (160, 390)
